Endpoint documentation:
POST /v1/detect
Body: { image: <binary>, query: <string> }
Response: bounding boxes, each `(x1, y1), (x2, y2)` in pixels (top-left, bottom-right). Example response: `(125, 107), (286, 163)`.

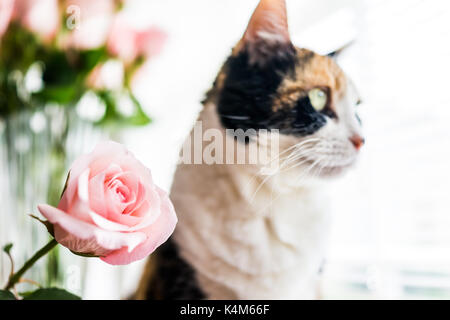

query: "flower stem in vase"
(4, 239), (58, 291)
(45, 133), (68, 287)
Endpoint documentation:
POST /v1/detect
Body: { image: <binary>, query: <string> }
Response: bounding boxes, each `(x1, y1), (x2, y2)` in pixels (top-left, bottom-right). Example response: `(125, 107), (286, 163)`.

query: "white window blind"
(323, 0), (450, 299)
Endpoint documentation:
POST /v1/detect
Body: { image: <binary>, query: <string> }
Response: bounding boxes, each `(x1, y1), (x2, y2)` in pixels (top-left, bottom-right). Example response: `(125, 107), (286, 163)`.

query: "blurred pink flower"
(0, 0), (15, 39)
(38, 141), (177, 265)
(63, 0), (115, 49)
(13, 0), (60, 41)
(107, 15), (167, 64)
(86, 60), (124, 90)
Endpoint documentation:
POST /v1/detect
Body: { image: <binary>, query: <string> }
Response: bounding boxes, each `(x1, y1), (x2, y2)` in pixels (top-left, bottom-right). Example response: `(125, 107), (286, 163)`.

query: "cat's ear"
(234, 0), (294, 65)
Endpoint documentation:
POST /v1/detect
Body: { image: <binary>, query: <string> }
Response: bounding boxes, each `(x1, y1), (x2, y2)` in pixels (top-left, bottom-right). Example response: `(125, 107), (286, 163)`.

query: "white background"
(82, 0), (450, 299)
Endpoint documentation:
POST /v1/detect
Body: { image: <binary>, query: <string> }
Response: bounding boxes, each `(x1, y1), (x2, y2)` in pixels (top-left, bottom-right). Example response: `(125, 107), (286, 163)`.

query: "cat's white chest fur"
(172, 162), (331, 300)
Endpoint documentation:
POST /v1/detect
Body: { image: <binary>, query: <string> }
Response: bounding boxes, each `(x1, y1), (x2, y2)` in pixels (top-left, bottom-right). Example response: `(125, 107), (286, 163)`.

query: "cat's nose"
(349, 135), (365, 150)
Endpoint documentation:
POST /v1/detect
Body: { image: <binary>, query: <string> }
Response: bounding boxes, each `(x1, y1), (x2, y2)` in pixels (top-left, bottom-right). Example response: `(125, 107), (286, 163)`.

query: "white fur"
(170, 105), (334, 299)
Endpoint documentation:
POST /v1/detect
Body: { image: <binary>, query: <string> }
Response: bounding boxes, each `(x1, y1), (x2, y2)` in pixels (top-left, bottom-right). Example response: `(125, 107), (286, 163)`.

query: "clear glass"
(0, 106), (106, 296)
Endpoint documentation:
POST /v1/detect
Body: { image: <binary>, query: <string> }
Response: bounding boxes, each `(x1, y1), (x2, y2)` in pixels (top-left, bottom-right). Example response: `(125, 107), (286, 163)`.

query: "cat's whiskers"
(293, 155), (326, 182)
(248, 139), (321, 202)
(281, 145), (324, 166)
(255, 156), (325, 217)
(279, 152), (317, 173)
(279, 144), (331, 172)
(259, 138), (321, 166)
(244, 138), (320, 201)
(249, 141), (326, 204)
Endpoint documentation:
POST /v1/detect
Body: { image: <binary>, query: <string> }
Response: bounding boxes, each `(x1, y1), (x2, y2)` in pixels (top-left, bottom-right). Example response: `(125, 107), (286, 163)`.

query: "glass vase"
(0, 105), (106, 296)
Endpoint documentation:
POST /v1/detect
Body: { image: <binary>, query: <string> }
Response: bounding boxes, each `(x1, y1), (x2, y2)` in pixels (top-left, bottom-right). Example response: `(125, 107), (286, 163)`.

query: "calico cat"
(137, 0), (364, 300)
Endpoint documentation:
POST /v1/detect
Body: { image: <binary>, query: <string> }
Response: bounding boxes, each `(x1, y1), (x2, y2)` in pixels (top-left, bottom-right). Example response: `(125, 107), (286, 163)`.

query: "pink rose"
(13, 0), (60, 41)
(38, 141), (177, 265)
(0, 0), (14, 39)
(63, 0), (115, 49)
(107, 15), (167, 64)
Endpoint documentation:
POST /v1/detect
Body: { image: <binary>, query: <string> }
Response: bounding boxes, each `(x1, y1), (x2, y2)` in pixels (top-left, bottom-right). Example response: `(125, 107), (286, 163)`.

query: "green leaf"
(18, 291), (35, 298)
(96, 90), (152, 127)
(3, 243), (13, 254)
(33, 85), (78, 104)
(41, 51), (77, 86)
(23, 288), (81, 300)
(126, 92), (152, 126)
(78, 48), (108, 72)
(0, 290), (16, 300)
(29, 215), (54, 237)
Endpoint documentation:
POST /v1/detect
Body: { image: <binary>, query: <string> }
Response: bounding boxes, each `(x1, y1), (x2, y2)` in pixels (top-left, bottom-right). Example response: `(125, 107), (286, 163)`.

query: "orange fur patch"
(273, 48), (347, 112)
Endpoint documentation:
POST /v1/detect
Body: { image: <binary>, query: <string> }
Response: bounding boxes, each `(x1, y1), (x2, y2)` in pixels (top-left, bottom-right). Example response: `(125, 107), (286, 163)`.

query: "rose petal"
(43, 141), (176, 266)
(101, 187), (177, 265)
(59, 153), (92, 212)
(62, 142), (152, 204)
(38, 204), (146, 256)
(106, 171), (139, 215)
(87, 163), (124, 218)
(58, 169), (92, 224)
(87, 171), (107, 217)
(87, 210), (132, 232)
(97, 181), (163, 232)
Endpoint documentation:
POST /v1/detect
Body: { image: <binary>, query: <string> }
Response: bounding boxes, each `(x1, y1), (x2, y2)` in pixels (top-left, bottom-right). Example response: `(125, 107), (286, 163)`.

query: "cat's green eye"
(308, 88), (328, 111)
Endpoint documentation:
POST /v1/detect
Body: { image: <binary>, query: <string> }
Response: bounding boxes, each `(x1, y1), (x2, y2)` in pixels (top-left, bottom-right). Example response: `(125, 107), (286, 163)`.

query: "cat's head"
(208, 0), (364, 180)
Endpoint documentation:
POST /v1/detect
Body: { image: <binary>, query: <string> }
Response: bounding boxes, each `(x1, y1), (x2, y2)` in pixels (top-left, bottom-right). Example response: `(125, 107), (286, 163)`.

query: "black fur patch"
(143, 238), (205, 300)
(272, 96), (327, 136)
(217, 44), (296, 131)
(217, 47), (327, 137)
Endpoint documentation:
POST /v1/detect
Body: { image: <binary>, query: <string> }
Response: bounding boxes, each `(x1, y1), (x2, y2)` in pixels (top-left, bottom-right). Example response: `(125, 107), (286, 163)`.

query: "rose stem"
(4, 239), (58, 291)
